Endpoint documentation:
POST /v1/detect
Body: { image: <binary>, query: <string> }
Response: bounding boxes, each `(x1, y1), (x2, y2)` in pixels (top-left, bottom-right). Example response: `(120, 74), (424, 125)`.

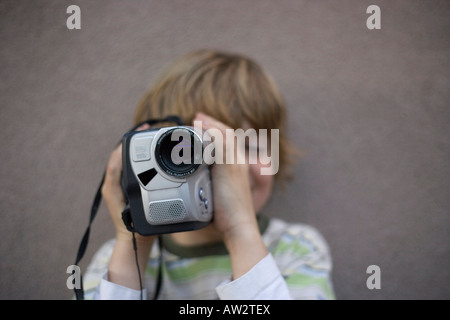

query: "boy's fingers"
(194, 112), (229, 132)
(193, 112), (247, 165)
(105, 145), (122, 183)
(136, 123), (151, 131)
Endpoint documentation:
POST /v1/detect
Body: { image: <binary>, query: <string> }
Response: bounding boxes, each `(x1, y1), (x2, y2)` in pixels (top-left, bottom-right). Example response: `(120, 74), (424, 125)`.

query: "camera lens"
(155, 128), (202, 177)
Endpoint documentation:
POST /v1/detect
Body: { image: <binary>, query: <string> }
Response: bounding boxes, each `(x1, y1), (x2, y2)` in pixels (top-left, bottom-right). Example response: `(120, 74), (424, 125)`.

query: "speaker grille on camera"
(148, 199), (187, 225)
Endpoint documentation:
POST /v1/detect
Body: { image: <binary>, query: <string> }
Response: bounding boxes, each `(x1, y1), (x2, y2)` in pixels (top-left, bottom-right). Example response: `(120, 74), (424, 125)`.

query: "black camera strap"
(121, 205), (164, 300)
(73, 115), (183, 300)
(73, 173), (104, 300)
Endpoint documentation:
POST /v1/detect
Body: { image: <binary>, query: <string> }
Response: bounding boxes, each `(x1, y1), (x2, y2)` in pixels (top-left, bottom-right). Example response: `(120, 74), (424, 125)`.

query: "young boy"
(83, 49), (335, 299)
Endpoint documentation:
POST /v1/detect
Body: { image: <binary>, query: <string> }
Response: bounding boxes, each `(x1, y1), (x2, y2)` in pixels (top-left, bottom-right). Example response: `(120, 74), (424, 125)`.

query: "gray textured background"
(0, 0), (449, 300)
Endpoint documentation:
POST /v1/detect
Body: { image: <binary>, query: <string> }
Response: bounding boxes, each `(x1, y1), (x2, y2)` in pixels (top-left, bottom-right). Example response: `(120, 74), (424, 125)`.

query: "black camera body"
(121, 126), (213, 236)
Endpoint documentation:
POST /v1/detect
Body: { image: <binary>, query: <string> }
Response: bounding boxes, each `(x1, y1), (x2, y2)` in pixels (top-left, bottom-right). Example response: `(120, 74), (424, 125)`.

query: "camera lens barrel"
(155, 128), (203, 177)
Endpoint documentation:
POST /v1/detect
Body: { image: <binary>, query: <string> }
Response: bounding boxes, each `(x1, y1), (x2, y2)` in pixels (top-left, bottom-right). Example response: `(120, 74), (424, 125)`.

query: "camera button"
(198, 188), (205, 201)
(132, 137), (152, 162)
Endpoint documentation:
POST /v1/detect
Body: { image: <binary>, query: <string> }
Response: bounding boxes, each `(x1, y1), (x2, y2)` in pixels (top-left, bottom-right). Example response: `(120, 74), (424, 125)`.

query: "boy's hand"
(102, 124), (153, 243)
(102, 123), (155, 291)
(194, 112), (268, 279)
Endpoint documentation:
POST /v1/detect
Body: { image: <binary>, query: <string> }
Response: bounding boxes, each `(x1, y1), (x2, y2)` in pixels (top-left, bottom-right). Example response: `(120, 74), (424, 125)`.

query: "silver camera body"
(122, 126), (213, 236)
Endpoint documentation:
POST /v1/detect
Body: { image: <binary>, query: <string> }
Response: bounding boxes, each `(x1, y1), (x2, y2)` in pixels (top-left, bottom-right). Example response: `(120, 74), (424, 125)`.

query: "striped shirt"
(83, 216), (335, 299)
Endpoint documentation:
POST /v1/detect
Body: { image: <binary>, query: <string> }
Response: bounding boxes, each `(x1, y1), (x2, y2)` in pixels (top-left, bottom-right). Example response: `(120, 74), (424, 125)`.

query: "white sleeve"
(215, 253), (292, 300)
(93, 271), (147, 300)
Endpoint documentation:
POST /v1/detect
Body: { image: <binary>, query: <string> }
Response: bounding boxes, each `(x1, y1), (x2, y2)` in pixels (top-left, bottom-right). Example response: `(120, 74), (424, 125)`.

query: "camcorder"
(121, 125), (214, 236)
(73, 117), (213, 299)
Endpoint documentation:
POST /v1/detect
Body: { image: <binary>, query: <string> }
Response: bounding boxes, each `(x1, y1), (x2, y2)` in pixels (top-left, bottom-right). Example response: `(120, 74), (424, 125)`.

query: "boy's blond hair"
(134, 49), (297, 182)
